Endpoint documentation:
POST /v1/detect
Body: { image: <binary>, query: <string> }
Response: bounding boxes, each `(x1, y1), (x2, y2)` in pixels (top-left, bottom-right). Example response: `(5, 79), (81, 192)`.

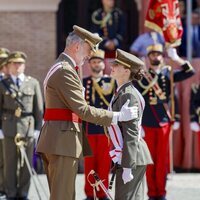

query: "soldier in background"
(190, 83), (200, 132)
(0, 48), (10, 80)
(90, 0), (126, 59)
(0, 51), (43, 200)
(190, 82), (200, 169)
(0, 48), (10, 200)
(135, 44), (195, 200)
(83, 49), (116, 200)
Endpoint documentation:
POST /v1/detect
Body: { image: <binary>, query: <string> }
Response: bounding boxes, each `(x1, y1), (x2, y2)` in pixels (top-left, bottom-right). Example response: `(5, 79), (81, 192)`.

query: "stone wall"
(0, 0), (60, 89)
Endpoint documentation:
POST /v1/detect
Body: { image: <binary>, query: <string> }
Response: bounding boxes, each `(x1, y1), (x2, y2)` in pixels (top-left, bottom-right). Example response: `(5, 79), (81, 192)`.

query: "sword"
(15, 133), (49, 200)
(88, 170), (114, 200)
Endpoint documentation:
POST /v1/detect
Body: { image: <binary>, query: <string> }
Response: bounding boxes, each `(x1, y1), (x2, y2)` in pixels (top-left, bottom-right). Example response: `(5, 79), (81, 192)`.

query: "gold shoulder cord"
(92, 11), (112, 28)
(92, 79), (115, 107)
(138, 75), (158, 95)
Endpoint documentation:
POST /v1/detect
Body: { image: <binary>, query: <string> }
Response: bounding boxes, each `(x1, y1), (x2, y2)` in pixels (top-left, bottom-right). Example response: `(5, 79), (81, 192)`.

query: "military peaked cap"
(0, 48), (10, 59)
(7, 51), (27, 63)
(73, 25), (102, 52)
(147, 44), (163, 55)
(89, 49), (105, 60)
(112, 49), (144, 69)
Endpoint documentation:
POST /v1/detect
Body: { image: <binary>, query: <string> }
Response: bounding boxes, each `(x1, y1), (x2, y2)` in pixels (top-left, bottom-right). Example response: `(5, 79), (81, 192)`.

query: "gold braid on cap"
(115, 58), (131, 68)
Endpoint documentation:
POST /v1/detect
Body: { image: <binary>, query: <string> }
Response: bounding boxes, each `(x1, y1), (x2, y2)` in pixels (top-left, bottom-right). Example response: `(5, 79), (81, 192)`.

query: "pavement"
(28, 173), (200, 200)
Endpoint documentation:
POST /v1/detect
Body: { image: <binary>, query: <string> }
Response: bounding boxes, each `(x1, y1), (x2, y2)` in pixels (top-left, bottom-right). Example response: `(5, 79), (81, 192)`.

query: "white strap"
(43, 62), (62, 95)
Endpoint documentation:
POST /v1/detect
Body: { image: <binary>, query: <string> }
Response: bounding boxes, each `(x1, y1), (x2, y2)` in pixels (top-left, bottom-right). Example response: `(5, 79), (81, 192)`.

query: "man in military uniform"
(0, 48), (10, 80)
(190, 83), (200, 132)
(135, 44), (195, 200)
(83, 49), (116, 200)
(0, 51), (43, 200)
(91, 0), (126, 58)
(36, 25), (138, 200)
(0, 47), (10, 199)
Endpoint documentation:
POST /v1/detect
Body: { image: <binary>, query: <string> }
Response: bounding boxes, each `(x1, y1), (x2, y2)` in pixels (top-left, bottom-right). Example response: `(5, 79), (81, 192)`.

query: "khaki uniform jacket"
(36, 53), (113, 159)
(0, 75), (43, 137)
(111, 82), (153, 168)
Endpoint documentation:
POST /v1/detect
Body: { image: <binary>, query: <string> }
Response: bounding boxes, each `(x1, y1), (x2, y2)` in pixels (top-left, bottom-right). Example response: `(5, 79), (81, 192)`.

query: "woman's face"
(110, 63), (130, 81)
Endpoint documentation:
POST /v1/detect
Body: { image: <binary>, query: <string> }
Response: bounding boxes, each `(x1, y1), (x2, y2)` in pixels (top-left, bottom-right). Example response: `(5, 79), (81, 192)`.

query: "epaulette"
(25, 76), (32, 82)
(61, 61), (70, 70)
(191, 83), (198, 94)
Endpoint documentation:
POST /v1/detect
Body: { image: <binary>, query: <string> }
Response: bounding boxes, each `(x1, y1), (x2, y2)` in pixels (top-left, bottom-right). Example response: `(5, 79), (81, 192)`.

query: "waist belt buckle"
(15, 107), (22, 117)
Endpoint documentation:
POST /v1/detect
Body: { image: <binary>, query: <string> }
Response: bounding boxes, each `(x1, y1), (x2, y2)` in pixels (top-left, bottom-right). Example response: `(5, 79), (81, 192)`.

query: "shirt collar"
(11, 73), (25, 83)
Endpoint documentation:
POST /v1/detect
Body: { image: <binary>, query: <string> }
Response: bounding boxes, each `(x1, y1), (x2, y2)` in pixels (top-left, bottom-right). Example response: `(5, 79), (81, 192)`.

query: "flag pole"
(186, 0), (192, 61)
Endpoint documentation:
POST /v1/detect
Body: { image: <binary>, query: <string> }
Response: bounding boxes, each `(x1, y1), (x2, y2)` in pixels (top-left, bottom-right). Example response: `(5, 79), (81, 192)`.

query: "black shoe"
(99, 197), (110, 200)
(148, 198), (158, 200)
(17, 197), (29, 200)
(6, 198), (17, 200)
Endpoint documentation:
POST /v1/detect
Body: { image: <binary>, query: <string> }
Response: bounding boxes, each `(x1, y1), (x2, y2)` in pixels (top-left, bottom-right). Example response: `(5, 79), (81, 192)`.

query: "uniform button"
(70, 128), (73, 131)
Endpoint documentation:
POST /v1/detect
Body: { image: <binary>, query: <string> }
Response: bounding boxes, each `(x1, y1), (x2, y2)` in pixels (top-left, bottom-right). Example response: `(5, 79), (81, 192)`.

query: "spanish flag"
(145, 0), (183, 47)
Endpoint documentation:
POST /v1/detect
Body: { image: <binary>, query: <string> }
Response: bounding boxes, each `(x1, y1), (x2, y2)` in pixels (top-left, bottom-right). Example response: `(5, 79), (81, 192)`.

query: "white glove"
(34, 130), (40, 143)
(167, 47), (180, 61)
(173, 121), (180, 130)
(122, 168), (134, 184)
(0, 130), (4, 139)
(190, 122), (200, 132)
(119, 99), (138, 122)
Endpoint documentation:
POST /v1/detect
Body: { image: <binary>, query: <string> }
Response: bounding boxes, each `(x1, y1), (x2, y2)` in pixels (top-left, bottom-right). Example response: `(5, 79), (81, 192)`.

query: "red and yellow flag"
(145, 0), (183, 47)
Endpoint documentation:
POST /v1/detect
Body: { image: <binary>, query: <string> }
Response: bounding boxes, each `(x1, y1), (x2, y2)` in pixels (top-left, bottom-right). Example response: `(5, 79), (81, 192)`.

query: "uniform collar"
(11, 73), (25, 83)
(62, 52), (76, 68)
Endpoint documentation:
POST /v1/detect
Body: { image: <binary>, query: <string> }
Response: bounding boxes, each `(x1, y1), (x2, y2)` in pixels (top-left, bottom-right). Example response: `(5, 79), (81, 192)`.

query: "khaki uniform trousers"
(42, 153), (79, 200)
(3, 137), (34, 198)
(115, 166), (146, 200)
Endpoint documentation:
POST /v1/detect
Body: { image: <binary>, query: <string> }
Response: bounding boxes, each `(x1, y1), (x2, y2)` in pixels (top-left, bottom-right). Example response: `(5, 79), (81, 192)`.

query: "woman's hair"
(129, 67), (144, 81)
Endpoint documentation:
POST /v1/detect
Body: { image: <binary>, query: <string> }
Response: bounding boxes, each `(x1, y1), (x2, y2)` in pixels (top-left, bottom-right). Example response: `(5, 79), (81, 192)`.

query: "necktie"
(16, 77), (20, 88)
(75, 66), (80, 77)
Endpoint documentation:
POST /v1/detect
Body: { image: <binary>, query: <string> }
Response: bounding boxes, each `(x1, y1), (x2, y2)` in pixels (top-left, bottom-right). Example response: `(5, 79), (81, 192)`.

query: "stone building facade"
(0, 0), (60, 87)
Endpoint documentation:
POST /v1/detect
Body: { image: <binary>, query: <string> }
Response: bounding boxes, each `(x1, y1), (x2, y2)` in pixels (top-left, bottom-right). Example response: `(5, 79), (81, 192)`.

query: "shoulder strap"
(1, 79), (24, 109)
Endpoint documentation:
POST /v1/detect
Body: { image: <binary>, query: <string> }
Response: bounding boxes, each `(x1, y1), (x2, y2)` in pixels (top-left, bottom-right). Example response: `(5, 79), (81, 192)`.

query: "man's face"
(89, 58), (105, 74)
(76, 42), (92, 66)
(7, 62), (25, 76)
(102, 0), (115, 8)
(148, 52), (163, 66)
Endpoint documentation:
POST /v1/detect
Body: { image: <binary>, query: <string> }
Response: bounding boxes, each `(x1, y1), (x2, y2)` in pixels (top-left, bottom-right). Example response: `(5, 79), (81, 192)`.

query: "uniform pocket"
(60, 121), (81, 132)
